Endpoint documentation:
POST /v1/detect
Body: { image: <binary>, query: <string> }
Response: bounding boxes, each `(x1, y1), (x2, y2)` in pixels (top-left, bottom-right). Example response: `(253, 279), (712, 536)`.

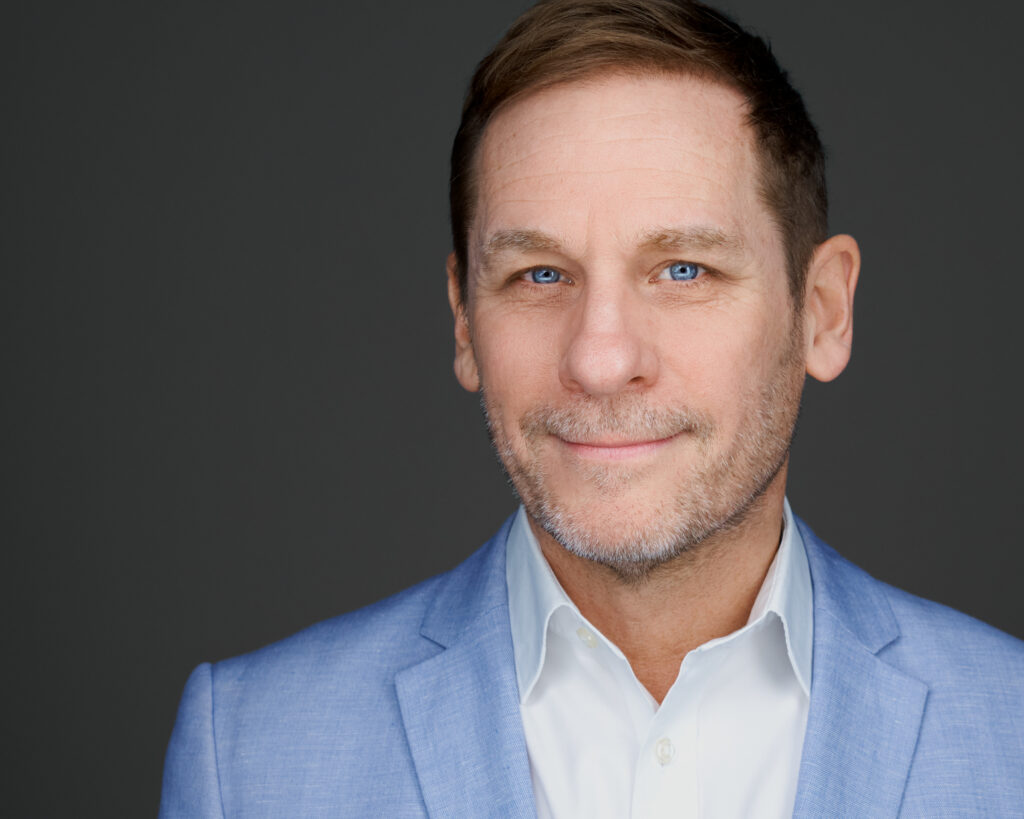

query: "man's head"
(446, 0), (859, 578)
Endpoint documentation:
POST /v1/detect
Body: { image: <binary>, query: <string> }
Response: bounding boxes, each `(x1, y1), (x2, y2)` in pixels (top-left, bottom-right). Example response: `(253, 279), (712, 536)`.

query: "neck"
(530, 474), (788, 704)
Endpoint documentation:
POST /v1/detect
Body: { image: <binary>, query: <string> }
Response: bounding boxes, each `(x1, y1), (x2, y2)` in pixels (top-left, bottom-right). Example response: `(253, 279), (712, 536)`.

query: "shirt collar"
(505, 506), (570, 702)
(751, 498), (813, 697)
(505, 499), (813, 703)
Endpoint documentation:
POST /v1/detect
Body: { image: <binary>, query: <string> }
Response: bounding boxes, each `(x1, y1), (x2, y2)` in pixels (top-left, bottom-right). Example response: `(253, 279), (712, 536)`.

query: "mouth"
(558, 433), (681, 462)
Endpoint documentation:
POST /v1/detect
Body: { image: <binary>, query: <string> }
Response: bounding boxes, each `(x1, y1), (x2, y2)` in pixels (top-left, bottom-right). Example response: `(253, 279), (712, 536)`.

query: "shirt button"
(655, 737), (675, 766)
(575, 626), (598, 648)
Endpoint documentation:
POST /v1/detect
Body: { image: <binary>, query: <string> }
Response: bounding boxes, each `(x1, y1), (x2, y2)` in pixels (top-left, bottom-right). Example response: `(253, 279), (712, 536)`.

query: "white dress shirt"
(506, 500), (813, 819)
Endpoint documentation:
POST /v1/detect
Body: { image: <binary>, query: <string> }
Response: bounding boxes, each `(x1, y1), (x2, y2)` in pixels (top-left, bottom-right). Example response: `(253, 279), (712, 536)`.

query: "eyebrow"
(478, 224), (746, 272)
(479, 228), (562, 270)
(636, 226), (746, 257)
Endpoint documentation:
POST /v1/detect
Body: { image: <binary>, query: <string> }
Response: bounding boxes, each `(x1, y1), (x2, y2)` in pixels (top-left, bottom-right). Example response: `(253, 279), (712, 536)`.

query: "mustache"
(517, 397), (714, 442)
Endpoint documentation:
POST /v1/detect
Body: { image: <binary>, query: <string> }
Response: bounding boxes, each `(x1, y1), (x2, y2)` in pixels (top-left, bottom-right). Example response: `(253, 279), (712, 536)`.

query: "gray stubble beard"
(480, 323), (805, 582)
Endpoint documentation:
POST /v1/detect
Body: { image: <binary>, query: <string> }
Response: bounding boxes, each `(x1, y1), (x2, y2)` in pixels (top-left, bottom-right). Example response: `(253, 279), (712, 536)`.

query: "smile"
(559, 433), (680, 462)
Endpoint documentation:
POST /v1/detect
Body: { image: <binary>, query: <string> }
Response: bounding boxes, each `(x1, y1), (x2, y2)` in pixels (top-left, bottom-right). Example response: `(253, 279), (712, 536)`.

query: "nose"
(559, 280), (659, 396)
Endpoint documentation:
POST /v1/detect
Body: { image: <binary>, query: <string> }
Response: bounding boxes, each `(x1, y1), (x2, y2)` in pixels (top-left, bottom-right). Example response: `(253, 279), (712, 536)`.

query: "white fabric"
(506, 500), (813, 819)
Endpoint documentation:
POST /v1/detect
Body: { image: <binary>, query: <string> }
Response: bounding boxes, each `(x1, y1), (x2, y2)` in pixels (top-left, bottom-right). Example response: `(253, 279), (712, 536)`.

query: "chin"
(527, 488), (717, 573)
(520, 453), (787, 581)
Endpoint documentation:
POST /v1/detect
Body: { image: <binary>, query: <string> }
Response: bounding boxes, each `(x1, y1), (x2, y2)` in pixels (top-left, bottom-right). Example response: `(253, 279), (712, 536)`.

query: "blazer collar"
(793, 517), (928, 819)
(395, 515), (537, 818)
(396, 513), (930, 819)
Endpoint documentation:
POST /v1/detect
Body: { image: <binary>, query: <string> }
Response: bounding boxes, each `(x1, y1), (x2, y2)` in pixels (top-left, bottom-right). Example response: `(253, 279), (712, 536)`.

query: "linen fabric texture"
(159, 514), (1024, 818)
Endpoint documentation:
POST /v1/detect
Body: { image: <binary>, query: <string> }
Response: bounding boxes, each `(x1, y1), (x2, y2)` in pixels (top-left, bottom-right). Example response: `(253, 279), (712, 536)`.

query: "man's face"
(454, 72), (807, 575)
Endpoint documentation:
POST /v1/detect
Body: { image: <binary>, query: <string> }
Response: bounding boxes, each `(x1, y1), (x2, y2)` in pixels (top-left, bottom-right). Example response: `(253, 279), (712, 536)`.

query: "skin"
(446, 72), (859, 702)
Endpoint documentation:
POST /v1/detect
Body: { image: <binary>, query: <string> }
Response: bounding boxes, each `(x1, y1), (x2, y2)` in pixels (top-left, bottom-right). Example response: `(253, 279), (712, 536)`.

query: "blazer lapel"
(793, 520), (928, 818)
(395, 518), (536, 819)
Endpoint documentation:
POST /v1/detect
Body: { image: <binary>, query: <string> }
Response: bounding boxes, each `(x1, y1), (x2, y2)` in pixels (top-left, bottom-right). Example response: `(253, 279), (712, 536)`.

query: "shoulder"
(875, 584), (1024, 809)
(203, 516), (513, 711)
(161, 520), (516, 815)
(211, 573), (441, 695)
(877, 578), (1024, 698)
(824, 543), (1024, 806)
(801, 518), (1024, 702)
(799, 521), (1024, 806)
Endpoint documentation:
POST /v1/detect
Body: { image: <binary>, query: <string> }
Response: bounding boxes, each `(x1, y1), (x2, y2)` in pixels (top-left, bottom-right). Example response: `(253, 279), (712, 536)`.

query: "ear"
(802, 234), (860, 382)
(446, 253), (480, 392)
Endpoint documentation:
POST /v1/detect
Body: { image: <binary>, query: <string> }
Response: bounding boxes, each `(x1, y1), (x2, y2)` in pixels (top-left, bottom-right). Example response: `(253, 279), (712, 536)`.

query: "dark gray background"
(3, 0), (1022, 814)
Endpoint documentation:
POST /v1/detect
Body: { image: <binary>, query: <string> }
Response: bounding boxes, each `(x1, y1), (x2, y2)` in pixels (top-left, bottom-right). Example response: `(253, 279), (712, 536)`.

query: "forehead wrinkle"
(484, 102), (660, 153)
(482, 162), (743, 207)
(480, 73), (757, 183)
(481, 150), (748, 214)
(486, 167), (729, 193)
(488, 136), (739, 177)
(482, 94), (747, 160)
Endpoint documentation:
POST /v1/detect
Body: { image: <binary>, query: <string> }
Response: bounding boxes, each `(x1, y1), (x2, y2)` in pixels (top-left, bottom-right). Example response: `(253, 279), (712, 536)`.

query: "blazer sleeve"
(159, 663), (227, 819)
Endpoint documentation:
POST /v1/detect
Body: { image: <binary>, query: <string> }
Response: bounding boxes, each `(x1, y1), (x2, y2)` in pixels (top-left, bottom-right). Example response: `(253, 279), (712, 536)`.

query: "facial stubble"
(480, 316), (806, 582)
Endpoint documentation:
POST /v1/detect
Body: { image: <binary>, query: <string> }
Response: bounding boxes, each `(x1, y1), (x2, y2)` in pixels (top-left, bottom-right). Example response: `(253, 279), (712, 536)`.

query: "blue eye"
(664, 261), (703, 281)
(529, 267), (562, 284)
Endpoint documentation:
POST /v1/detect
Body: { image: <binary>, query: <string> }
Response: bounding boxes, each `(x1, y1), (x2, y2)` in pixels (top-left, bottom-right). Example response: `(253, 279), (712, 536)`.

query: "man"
(160, 1), (1024, 816)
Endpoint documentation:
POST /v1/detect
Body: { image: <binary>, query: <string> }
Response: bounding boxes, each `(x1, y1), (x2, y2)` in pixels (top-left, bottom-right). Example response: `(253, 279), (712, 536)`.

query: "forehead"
(471, 72), (776, 264)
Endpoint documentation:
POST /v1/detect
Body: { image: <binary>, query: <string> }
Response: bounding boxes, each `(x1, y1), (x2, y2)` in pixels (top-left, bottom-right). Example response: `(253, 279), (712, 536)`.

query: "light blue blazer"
(160, 517), (1024, 817)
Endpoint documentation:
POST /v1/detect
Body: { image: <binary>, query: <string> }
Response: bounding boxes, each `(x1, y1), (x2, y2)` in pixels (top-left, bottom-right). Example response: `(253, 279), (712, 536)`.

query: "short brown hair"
(449, 0), (827, 304)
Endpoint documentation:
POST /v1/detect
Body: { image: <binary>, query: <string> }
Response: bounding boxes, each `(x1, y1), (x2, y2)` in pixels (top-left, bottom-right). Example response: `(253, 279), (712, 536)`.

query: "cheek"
(474, 319), (556, 413)
(660, 306), (788, 416)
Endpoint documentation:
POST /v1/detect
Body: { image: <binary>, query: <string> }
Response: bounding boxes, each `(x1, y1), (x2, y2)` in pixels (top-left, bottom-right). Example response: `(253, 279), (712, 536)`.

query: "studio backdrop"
(3, 0), (1022, 815)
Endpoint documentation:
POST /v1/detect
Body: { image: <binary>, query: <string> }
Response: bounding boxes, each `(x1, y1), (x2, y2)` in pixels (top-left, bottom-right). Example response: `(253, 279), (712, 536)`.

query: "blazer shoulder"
(800, 517), (1024, 692)
(208, 520), (512, 694)
(864, 561), (1024, 801)
(879, 579), (1024, 684)
(162, 521), (515, 816)
(214, 570), (444, 688)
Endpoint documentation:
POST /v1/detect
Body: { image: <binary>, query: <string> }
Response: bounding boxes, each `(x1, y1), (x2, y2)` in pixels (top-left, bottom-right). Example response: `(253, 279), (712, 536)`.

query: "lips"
(516, 400), (715, 461)
(560, 433), (680, 461)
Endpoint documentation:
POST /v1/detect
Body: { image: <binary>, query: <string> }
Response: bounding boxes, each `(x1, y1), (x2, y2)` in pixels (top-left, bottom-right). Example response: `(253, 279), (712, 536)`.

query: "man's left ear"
(446, 253), (481, 392)
(802, 234), (860, 382)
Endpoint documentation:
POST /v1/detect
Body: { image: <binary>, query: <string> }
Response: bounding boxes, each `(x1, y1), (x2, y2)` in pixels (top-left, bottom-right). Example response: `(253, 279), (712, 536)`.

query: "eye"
(526, 267), (564, 284)
(658, 261), (705, 282)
